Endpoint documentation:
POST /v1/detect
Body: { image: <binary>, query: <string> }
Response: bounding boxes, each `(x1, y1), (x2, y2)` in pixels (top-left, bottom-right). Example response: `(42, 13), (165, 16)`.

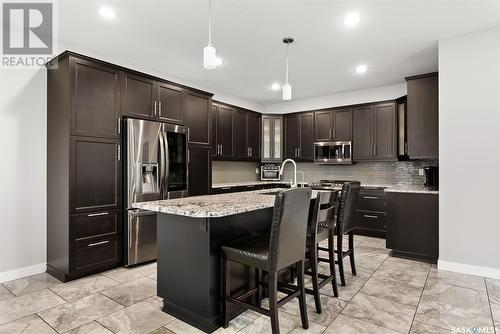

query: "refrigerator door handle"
(159, 128), (166, 196)
(162, 130), (170, 198)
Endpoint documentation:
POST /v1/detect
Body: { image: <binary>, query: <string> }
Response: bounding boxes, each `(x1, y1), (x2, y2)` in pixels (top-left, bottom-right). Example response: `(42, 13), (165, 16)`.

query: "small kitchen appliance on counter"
(424, 166), (439, 187)
(260, 164), (281, 181)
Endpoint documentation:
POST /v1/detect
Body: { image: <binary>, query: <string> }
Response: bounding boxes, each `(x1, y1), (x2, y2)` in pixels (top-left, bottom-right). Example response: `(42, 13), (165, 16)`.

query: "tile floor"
(0, 235), (498, 334)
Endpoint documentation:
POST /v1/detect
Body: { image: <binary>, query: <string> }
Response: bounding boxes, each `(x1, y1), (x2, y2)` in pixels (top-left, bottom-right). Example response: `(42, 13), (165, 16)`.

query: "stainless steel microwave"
(314, 141), (352, 164)
(261, 164), (281, 181)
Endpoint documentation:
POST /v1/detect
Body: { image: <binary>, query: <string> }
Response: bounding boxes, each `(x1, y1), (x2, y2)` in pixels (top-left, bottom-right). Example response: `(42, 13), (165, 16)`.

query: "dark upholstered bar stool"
(221, 188), (312, 334)
(322, 181), (361, 286)
(304, 190), (339, 313)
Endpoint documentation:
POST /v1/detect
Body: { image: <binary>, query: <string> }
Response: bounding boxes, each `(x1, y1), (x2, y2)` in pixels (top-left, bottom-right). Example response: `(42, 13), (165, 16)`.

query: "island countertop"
(132, 188), (323, 218)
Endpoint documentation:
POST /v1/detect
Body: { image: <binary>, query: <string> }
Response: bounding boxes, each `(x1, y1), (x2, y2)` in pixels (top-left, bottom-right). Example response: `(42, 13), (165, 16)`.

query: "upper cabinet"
(211, 102), (261, 161)
(406, 73), (438, 159)
(71, 58), (121, 139)
(314, 108), (352, 142)
(157, 82), (184, 124)
(353, 102), (397, 161)
(262, 115), (282, 163)
(284, 112), (314, 162)
(185, 91), (211, 146)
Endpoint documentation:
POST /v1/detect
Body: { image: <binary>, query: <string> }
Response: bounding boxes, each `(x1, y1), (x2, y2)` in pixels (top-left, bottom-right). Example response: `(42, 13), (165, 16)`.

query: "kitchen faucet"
(297, 171), (305, 187)
(279, 159), (297, 188)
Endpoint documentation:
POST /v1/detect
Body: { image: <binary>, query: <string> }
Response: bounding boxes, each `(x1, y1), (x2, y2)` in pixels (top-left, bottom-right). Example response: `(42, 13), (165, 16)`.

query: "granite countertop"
(211, 181), (309, 188)
(383, 185), (439, 194)
(133, 188), (324, 218)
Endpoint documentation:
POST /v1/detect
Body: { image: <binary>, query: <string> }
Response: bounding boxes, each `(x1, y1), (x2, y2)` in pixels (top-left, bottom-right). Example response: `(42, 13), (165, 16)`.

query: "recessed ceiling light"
(344, 12), (360, 27)
(270, 83), (281, 90)
(214, 57), (223, 66)
(355, 64), (367, 74)
(98, 6), (116, 19)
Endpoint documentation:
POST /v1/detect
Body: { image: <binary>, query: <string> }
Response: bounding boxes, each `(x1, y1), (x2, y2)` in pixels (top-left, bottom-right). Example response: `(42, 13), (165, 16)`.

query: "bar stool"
(319, 181), (360, 286)
(221, 188), (312, 334)
(304, 190), (339, 313)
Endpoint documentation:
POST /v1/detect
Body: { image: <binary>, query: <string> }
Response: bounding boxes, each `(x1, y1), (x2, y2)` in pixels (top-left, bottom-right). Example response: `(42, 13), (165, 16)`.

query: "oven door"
(261, 168), (280, 181)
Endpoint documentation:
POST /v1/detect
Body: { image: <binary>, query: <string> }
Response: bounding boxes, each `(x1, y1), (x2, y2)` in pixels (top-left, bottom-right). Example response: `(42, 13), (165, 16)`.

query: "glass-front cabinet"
(262, 115), (283, 162)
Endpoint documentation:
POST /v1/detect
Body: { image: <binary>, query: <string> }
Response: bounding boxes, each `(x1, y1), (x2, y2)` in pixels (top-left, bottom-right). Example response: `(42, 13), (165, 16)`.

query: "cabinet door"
(70, 137), (121, 214)
(188, 145), (211, 196)
(217, 105), (234, 158)
(247, 112), (261, 161)
(373, 102), (397, 160)
(233, 109), (248, 159)
(158, 82), (184, 124)
(211, 105), (218, 155)
(272, 117), (283, 161)
(122, 72), (156, 119)
(284, 115), (300, 159)
(333, 107), (353, 140)
(314, 110), (333, 142)
(407, 75), (438, 159)
(353, 105), (374, 160)
(71, 58), (120, 138)
(298, 113), (314, 161)
(185, 91), (211, 145)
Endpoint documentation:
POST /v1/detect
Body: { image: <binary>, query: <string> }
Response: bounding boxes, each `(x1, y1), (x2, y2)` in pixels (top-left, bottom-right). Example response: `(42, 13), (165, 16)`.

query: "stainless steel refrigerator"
(124, 118), (188, 266)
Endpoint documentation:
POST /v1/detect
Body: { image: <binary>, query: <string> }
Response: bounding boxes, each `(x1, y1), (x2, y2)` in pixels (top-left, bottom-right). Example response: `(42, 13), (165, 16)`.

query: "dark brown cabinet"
(406, 73), (438, 159)
(185, 91), (211, 145)
(158, 82), (184, 124)
(353, 102), (396, 161)
(354, 187), (387, 238)
(70, 137), (121, 214)
(284, 112), (314, 161)
(233, 109), (248, 159)
(212, 104), (234, 158)
(71, 59), (121, 139)
(247, 112), (261, 161)
(188, 144), (211, 196)
(261, 115), (283, 163)
(314, 107), (352, 142)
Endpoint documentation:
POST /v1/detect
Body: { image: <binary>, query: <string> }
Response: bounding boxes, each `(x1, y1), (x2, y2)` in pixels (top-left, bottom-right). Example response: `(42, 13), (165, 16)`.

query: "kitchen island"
(133, 188), (321, 333)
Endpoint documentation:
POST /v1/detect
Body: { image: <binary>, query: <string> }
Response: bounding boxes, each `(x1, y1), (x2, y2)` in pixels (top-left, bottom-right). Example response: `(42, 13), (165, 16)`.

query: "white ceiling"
(57, 0), (500, 106)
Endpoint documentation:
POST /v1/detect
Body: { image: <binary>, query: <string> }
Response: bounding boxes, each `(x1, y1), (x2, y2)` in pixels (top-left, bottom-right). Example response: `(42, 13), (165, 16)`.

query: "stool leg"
(297, 260), (309, 329)
(309, 244), (322, 314)
(268, 271), (280, 334)
(349, 231), (357, 276)
(337, 233), (346, 286)
(255, 268), (261, 307)
(222, 257), (229, 328)
(328, 233), (339, 297)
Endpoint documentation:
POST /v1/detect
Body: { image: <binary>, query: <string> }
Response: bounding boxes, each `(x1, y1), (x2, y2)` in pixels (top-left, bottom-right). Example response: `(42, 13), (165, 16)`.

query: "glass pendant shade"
(282, 83), (292, 100)
(203, 45), (217, 69)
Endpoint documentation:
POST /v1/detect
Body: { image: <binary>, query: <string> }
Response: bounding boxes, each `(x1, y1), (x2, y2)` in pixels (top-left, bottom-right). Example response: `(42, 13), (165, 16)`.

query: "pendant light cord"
(285, 43), (289, 84)
(208, 0), (212, 46)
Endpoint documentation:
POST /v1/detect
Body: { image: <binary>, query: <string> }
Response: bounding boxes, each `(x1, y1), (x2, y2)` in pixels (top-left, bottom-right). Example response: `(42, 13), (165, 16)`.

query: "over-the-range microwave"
(313, 141), (352, 164)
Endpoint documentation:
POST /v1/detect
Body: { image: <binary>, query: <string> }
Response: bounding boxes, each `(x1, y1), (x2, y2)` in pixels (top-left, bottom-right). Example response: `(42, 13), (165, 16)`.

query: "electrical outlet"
(256, 168), (259, 174)
(418, 169), (424, 176)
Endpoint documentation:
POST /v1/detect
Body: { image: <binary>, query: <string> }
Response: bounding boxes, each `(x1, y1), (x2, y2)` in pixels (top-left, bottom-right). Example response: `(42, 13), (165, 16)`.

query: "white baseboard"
(0, 263), (47, 283)
(438, 260), (500, 280)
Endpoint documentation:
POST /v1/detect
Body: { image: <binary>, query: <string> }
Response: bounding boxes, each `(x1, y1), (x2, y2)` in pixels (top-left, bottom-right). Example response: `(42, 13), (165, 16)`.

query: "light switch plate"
(418, 169), (424, 176)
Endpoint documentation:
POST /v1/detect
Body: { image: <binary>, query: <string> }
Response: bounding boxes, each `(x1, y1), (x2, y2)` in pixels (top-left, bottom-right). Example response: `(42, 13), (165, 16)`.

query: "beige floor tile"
(422, 280), (489, 307)
(97, 297), (174, 333)
(236, 311), (326, 334)
(100, 277), (156, 307)
(341, 292), (416, 333)
(0, 289), (65, 325)
(3, 273), (61, 297)
(312, 268), (372, 301)
(150, 328), (175, 334)
(212, 311), (259, 334)
(101, 263), (157, 283)
(409, 321), (452, 334)
(354, 246), (390, 271)
(66, 321), (113, 334)
(324, 314), (401, 334)
(0, 284), (14, 301)
(358, 237), (386, 249)
(38, 293), (123, 333)
(164, 319), (205, 334)
(361, 276), (423, 307)
(490, 301), (500, 324)
(279, 294), (347, 327)
(372, 257), (430, 288)
(429, 268), (486, 292)
(0, 314), (56, 334)
(486, 278), (500, 304)
(49, 275), (119, 302)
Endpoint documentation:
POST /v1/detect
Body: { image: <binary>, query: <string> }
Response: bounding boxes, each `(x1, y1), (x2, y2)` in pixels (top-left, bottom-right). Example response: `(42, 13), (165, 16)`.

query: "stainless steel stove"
(309, 180), (349, 190)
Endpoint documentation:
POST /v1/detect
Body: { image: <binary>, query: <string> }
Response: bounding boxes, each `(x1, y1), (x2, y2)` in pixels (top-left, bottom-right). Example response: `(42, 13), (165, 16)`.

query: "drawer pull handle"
(87, 212), (109, 217)
(363, 196), (378, 200)
(363, 214), (379, 219)
(88, 240), (109, 247)
(221, 187), (232, 190)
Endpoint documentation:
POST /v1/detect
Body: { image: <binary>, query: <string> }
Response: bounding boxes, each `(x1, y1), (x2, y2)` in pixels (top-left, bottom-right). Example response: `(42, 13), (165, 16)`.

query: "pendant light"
(203, 0), (217, 69)
(282, 37), (294, 100)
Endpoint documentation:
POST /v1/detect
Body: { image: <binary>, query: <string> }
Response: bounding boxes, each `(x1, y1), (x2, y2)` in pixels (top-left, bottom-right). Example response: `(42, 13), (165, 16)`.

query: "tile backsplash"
(212, 160), (438, 186)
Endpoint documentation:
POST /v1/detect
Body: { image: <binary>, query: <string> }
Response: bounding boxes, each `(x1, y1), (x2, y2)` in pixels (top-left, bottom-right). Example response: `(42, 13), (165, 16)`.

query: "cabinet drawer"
(356, 210), (386, 232)
(357, 194), (386, 212)
(72, 238), (120, 273)
(70, 211), (120, 242)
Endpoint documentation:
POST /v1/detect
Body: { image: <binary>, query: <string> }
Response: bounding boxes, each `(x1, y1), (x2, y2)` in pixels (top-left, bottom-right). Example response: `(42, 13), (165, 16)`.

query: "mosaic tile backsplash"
(212, 160), (438, 187)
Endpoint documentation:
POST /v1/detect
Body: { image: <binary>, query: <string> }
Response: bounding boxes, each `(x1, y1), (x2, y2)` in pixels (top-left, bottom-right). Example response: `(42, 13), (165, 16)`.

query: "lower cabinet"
(188, 144), (212, 196)
(386, 192), (439, 262)
(354, 187), (387, 238)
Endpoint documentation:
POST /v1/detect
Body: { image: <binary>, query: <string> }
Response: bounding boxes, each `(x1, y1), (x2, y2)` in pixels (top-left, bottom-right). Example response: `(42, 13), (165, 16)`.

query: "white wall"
(264, 83), (407, 114)
(438, 26), (500, 278)
(0, 68), (48, 282)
